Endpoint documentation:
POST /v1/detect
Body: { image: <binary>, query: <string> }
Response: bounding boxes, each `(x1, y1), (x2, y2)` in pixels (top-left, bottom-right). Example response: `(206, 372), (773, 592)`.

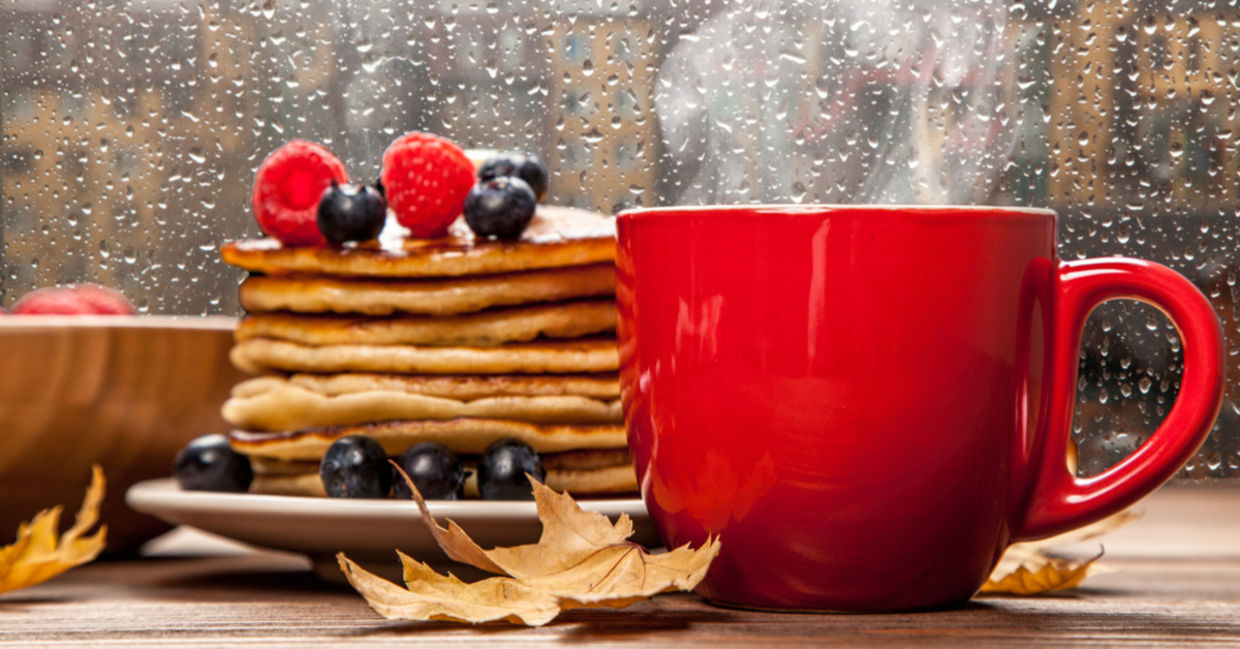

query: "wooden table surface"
(4, 484), (1240, 648)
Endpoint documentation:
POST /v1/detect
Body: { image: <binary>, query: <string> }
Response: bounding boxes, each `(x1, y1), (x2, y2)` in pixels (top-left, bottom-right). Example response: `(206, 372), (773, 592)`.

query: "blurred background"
(1, 0), (1237, 478)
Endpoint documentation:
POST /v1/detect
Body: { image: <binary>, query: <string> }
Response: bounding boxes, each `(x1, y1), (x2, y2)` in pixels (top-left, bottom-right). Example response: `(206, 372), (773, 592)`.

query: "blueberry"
(477, 438), (544, 500)
(174, 434), (253, 493)
(320, 435), (392, 498)
(477, 152), (548, 202)
(463, 176), (537, 241)
(393, 442), (465, 500)
(317, 181), (386, 244)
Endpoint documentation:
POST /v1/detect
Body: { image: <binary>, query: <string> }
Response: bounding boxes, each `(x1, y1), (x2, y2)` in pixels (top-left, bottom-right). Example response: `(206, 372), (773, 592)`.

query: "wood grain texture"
(0, 316), (246, 553)
(1, 484), (1238, 647)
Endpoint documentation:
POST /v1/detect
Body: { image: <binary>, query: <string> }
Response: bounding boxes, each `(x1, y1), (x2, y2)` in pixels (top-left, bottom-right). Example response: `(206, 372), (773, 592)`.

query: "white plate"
(127, 478), (660, 580)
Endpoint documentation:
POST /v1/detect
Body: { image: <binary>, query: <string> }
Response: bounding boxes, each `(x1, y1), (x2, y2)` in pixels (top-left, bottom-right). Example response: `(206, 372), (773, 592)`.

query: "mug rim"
(616, 203), (1056, 221)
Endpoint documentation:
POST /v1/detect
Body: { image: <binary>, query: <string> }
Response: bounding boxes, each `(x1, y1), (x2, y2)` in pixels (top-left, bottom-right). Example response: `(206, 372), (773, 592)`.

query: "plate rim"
(127, 477), (650, 521)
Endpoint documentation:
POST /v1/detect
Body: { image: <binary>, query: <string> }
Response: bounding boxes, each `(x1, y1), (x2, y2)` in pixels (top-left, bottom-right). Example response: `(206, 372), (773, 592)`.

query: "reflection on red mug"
(615, 204), (1224, 612)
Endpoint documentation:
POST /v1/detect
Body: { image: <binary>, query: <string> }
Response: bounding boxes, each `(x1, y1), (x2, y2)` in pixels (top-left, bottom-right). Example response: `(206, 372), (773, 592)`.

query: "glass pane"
(2, 0), (1238, 476)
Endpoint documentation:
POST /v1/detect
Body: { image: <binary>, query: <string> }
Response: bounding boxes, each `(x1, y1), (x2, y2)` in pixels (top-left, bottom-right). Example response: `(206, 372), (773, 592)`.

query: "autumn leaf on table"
(982, 510), (1138, 596)
(339, 472), (721, 626)
(340, 552), (563, 626)
(981, 551), (1101, 595)
(0, 465), (107, 594)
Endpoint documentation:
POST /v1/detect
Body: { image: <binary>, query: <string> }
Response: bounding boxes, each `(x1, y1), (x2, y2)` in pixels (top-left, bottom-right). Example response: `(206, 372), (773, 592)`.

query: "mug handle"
(1014, 257), (1225, 541)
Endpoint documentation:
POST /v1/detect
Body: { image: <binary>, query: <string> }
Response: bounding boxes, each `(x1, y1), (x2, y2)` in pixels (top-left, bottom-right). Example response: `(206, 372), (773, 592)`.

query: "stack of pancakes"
(218, 206), (635, 498)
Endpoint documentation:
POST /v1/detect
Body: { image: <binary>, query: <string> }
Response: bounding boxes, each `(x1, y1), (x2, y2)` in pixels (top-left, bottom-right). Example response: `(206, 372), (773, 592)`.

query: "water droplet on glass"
(0, 0), (1237, 472)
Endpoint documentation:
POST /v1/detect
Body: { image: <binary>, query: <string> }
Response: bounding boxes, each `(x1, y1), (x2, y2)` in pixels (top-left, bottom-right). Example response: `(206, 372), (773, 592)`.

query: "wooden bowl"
(0, 316), (245, 554)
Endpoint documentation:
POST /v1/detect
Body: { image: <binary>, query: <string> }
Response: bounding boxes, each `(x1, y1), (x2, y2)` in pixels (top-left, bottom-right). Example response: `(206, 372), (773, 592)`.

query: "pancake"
(251, 462), (637, 497)
(221, 206), (615, 279)
(249, 447), (632, 477)
(221, 197), (627, 499)
(230, 418), (627, 460)
(249, 455), (321, 476)
(534, 464), (637, 496)
(272, 372), (621, 400)
(230, 337), (619, 376)
(238, 263), (616, 317)
(251, 473), (329, 497)
(250, 447), (636, 497)
(234, 299), (616, 347)
(222, 378), (622, 431)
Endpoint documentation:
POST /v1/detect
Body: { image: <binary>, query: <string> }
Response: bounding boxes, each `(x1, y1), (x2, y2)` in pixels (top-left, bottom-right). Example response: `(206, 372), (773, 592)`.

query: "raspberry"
(251, 140), (348, 246)
(11, 284), (135, 315)
(380, 132), (475, 238)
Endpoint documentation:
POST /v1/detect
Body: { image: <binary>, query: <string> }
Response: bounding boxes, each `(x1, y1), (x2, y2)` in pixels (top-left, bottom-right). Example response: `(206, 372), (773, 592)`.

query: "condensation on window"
(1, 0), (1237, 478)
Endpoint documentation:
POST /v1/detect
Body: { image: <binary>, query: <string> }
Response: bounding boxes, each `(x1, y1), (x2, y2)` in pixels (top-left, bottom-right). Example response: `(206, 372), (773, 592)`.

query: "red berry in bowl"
(251, 140), (348, 246)
(380, 132), (475, 238)
(11, 284), (135, 315)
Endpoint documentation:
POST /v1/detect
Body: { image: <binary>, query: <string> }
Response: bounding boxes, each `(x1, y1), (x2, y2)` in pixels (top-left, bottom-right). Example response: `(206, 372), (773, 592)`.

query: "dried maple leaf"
(0, 465), (106, 594)
(339, 473), (721, 626)
(981, 553), (1100, 595)
(982, 510), (1137, 596)
(339, 552), (561, 626)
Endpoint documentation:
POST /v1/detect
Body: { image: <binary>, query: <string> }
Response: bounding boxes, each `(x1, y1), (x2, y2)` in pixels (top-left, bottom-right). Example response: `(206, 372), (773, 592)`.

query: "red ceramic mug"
(615, 204), (1224, 612)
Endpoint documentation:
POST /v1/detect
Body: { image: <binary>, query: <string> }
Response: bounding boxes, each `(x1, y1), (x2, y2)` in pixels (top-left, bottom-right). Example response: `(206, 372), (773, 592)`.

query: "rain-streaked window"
(2, 0), (1237, 477)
